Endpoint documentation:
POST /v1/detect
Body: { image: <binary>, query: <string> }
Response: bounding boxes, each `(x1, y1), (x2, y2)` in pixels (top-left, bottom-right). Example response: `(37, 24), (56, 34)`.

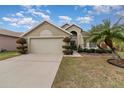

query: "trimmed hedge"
(62, 37), (73, 55)
(63, 50), (73, 55)
(78, 48), (112, 53)
(16, 38), (27, 54)
(62, 45), (71, 49)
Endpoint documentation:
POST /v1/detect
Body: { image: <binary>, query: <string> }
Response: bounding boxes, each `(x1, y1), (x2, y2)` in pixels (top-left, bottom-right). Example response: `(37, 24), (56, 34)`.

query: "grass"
(0, 51), (20, 61)
(52, 54), (124, 88)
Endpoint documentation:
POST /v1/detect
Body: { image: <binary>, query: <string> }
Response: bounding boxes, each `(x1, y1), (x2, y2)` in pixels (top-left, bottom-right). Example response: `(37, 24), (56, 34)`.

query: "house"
(0, 29), (22, 51)
(21, 21), (97, 55)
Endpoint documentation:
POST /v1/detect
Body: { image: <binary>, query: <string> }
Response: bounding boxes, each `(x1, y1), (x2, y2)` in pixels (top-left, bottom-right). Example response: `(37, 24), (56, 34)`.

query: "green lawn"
(0, 51), (20, 61)
(52, 54), (124, 88)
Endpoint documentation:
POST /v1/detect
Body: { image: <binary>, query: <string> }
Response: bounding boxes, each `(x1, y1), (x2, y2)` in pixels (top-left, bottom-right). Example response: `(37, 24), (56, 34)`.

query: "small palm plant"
(89, 18), (124, 60)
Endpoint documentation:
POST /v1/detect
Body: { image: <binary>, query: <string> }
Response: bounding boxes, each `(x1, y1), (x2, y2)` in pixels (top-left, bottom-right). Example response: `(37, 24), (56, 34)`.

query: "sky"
(0, 5), (124, 32)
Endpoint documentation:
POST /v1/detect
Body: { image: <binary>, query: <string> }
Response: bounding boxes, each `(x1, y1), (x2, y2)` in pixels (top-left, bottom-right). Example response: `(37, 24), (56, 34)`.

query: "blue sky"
(0, 5), (124, 32)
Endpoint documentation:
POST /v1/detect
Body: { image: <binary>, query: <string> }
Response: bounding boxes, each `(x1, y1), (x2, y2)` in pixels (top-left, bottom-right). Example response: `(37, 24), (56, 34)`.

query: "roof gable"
(65, 24), (83, 31)
(61, 23), (70, 29)
(21, 21), (72, 37)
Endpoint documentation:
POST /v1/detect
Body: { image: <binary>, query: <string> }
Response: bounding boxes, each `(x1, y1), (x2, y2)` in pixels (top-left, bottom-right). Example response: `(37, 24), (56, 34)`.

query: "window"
(89, 42), (97, 48)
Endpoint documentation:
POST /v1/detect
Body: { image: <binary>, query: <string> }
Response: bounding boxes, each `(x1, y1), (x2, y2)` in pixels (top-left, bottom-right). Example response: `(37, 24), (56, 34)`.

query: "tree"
(16, 38), (27, 54)
(89, 18), (124, 59)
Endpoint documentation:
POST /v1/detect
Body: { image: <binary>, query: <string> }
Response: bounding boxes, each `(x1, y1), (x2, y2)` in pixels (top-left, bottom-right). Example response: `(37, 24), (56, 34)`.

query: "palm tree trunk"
(105, 38), (121, 60)
(111, 48), (121, 60)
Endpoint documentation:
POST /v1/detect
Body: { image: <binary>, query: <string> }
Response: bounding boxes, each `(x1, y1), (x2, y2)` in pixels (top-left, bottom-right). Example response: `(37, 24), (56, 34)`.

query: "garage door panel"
(30, 38), (63, 55)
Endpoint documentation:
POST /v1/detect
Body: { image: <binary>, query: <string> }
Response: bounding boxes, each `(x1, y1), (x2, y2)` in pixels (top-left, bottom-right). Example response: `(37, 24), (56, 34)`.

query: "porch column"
(86, 42), (90, 49)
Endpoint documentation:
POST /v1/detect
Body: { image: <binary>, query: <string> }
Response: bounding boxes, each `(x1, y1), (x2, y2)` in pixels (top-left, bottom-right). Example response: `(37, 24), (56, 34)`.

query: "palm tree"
(89, 18), (124, 59)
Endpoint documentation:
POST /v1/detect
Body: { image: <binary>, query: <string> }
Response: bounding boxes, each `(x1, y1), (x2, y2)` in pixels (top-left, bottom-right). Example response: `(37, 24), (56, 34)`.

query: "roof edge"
(21, 21), (72, 37)
(65, 24), (83, 31)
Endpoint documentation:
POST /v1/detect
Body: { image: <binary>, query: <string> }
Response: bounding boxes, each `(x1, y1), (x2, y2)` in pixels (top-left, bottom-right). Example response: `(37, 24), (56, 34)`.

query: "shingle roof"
(0, 29), (22, 37)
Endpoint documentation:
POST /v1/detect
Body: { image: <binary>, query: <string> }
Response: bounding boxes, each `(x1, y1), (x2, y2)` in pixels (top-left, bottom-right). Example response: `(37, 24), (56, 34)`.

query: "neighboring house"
(21, 21), (97, 55)
(0, 29), (22, 51)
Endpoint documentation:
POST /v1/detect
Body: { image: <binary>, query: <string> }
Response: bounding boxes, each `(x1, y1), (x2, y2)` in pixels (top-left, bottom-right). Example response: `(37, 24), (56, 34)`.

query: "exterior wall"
(66, 25), (84, 48)
(0, 34), (18, 51)
(23, 22), (70, 39)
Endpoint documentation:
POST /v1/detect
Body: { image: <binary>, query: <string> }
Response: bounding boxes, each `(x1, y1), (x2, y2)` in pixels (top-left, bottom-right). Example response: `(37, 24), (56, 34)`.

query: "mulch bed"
(80, 53), (111, 56)
(107, 59), (124, 68)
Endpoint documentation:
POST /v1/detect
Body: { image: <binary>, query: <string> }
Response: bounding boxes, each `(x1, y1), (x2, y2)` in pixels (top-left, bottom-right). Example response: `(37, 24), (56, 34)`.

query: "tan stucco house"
(0, 29), (22, 51)
(21, 21), (97, 55)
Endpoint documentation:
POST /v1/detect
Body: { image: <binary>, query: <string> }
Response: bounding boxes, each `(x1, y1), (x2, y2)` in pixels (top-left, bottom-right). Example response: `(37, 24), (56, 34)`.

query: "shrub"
(80, 48), (112, 53)
(82, 48), (87, 52)
(95, 49), (103, 53)
(16, 38), (27, 54)
(63, 50), (73, 55)
(62, 45), (71, 49)
(77, 45), (83, 53)
(16, 38), (26, 44)
(62, 37), (73, 55)
(0, 48), (7, 52)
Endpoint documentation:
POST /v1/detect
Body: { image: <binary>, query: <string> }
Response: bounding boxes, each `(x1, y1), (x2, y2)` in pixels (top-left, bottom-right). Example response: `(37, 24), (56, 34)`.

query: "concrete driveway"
(0, 54), (63, 88)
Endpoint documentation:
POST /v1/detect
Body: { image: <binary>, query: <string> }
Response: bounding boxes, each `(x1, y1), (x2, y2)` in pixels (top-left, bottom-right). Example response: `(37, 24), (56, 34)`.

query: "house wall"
(23, 22), (70, 38)
(0, 34), (18, 51)
(66, 25), (84, 48)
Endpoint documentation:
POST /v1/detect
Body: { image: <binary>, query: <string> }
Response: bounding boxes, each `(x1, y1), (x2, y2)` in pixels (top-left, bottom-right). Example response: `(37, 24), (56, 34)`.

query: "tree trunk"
(111, 48), (121, 60)
(104, 38), (121, 60)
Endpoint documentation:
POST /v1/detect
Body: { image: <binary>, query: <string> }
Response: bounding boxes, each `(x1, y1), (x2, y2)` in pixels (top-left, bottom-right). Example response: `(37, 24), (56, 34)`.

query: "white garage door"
(30, 38), (63, 55)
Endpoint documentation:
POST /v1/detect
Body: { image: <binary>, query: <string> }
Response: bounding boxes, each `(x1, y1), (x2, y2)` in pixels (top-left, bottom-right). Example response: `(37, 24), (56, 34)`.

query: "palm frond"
(112, 32), (124, 41)
(88, 34), (102, 42)
(102, 19), (111, 29)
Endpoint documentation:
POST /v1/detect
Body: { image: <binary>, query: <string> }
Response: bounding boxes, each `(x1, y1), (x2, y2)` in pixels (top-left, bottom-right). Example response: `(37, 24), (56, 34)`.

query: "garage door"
(30, 38), (63, 55)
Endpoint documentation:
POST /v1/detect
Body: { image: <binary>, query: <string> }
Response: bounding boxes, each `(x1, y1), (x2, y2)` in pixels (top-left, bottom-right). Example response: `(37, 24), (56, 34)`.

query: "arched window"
(40, 30), (53, 36)
(70, 31), (77, 36)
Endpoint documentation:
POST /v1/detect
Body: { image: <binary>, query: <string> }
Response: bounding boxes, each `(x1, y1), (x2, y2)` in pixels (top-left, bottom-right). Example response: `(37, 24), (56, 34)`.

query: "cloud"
(74, 5), (87, 10)
(2, 17), (38, 28)
(21, 5), (51, 20)
(28, 8), (43, 16)
(116, 11), (124, 17)
(76, 16), (93, 24)
(46, 10), (51, 14)
(59, 16), (72, 23)
(88, 5), (124, 15)
(111, 5), (124, 10)
(41, 14), (50, 21)
(16, 12), (24, 17)
(93, 6), (111, 14)
(29, 9), (50, 20)
(2, 17), (18, 23)
(2, 5), (51, 30)
(22, 5), (34, 10)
